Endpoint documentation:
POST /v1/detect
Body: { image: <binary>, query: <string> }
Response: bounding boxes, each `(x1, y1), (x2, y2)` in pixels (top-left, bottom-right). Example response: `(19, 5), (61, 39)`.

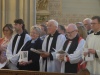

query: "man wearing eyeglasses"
(83, 16), (100, 75)
(57, 23), (85, 73)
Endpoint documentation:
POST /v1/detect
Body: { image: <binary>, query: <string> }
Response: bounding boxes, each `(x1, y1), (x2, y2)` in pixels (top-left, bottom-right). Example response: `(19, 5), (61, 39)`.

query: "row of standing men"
(0, 16), (99, 75)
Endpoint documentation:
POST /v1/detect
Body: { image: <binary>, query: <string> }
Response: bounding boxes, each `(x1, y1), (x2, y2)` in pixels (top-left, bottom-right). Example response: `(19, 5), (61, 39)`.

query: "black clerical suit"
(17, 38), (43, 71)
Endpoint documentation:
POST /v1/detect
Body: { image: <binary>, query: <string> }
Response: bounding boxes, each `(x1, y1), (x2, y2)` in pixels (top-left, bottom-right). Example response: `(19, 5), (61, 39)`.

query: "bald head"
(66, 23), (78, 39)
(66, 23), (78, 31)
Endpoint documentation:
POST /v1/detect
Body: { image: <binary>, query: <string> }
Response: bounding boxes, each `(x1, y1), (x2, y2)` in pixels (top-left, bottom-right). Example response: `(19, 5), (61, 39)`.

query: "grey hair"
(31, 26), (41, 36)
(83, 18), (92, 24)
(76, 22), (84, 26)
(48, 19), (58, 28)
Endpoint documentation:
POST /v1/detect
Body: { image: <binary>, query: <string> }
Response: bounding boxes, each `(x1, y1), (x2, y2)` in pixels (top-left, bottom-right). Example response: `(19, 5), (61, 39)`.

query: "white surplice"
(6, 34), (31, 69)
(83, 33), (100, 75)
(40, 34), (66, 72)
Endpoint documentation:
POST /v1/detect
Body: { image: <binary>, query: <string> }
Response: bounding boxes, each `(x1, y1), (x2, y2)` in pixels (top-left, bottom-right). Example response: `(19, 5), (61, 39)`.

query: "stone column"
(0, 0), (35, 36)
(8, 0), (16, 23)
(0, 0), (6, 37)
(0, 0), (2, 37)
(30, 0), (35, 27)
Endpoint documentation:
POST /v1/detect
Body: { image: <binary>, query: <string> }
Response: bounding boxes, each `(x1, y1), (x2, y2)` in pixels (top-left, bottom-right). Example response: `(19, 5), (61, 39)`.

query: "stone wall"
(0, 0), (100, 37)
(48, 0), (100, 25)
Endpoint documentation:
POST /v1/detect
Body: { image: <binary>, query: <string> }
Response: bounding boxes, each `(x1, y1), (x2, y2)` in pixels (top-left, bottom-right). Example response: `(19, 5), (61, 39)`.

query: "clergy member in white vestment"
(57, 24), (85, 73)
(83, 16), (100, 75)
(39, 19), (66, 72)
(6, 19), (31, 70)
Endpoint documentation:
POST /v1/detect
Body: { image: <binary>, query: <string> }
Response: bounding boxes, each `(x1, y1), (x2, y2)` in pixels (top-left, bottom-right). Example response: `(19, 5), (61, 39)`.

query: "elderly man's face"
(47, 22), (57, 34)
(66, 27), (78, 39)
(83, 20), (91, 31)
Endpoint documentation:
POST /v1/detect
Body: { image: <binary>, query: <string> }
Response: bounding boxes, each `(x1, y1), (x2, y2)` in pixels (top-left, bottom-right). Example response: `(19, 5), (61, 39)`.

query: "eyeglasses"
(30, 31), (38, 34)
(66, 30), (76, 34)
(91, 23), (99, 25)
(3, 30), (9, 32)
(84, 24), (89, 26)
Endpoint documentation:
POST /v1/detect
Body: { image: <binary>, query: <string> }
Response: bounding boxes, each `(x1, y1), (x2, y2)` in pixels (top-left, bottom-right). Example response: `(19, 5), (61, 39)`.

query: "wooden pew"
(0, 69), (76, 75)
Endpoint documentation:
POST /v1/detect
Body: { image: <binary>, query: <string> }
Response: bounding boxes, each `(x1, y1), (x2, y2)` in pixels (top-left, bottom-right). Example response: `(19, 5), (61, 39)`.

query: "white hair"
(31, 26), (41, 36)
(48, 19), (58, 28)
(83, 18), (92, 24)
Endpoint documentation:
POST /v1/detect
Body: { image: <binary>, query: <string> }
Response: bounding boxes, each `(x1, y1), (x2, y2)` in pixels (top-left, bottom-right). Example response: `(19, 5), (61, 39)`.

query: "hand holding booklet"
(56, 50), (67, 61)
(57, 50), (67, 55)
(30, 48), (45, 54)
(19, 51), (28, 62)
(84, 48), (94, 61)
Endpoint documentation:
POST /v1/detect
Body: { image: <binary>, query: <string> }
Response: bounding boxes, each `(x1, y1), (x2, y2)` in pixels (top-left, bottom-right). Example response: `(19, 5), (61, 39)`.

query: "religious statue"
(37, 0), (48, 10)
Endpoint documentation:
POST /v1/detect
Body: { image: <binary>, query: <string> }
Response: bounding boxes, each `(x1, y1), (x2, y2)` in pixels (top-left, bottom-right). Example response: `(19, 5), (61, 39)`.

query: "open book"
(30, 48), (44, 54)
(19, 51), (28, 62)
(57, 50), (67, 55)
(57, 50), (66, 54)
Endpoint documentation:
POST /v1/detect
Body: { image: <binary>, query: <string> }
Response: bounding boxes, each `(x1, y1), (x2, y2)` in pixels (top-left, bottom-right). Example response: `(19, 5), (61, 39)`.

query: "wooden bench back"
(0, 69), (76, 75)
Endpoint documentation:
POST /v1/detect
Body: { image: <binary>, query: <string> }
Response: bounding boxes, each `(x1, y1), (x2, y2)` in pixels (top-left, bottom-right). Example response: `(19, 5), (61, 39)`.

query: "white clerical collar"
(50, 31), (57, 36)
(40, 35), (47, 40)
(18, 31), (24, 36)
(94, 30), (100, 34)
(31, 38), (37, 43)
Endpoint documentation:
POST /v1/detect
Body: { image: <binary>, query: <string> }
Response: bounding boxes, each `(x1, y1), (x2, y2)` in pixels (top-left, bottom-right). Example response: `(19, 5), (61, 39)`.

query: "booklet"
(84, 48), (94, 61)
(57, 50), (66, 54)
(30, 48), (44, 54)
(57, 50), (67, 55)
(85, 53), (94, 61)
(19, 51), (28, 62)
